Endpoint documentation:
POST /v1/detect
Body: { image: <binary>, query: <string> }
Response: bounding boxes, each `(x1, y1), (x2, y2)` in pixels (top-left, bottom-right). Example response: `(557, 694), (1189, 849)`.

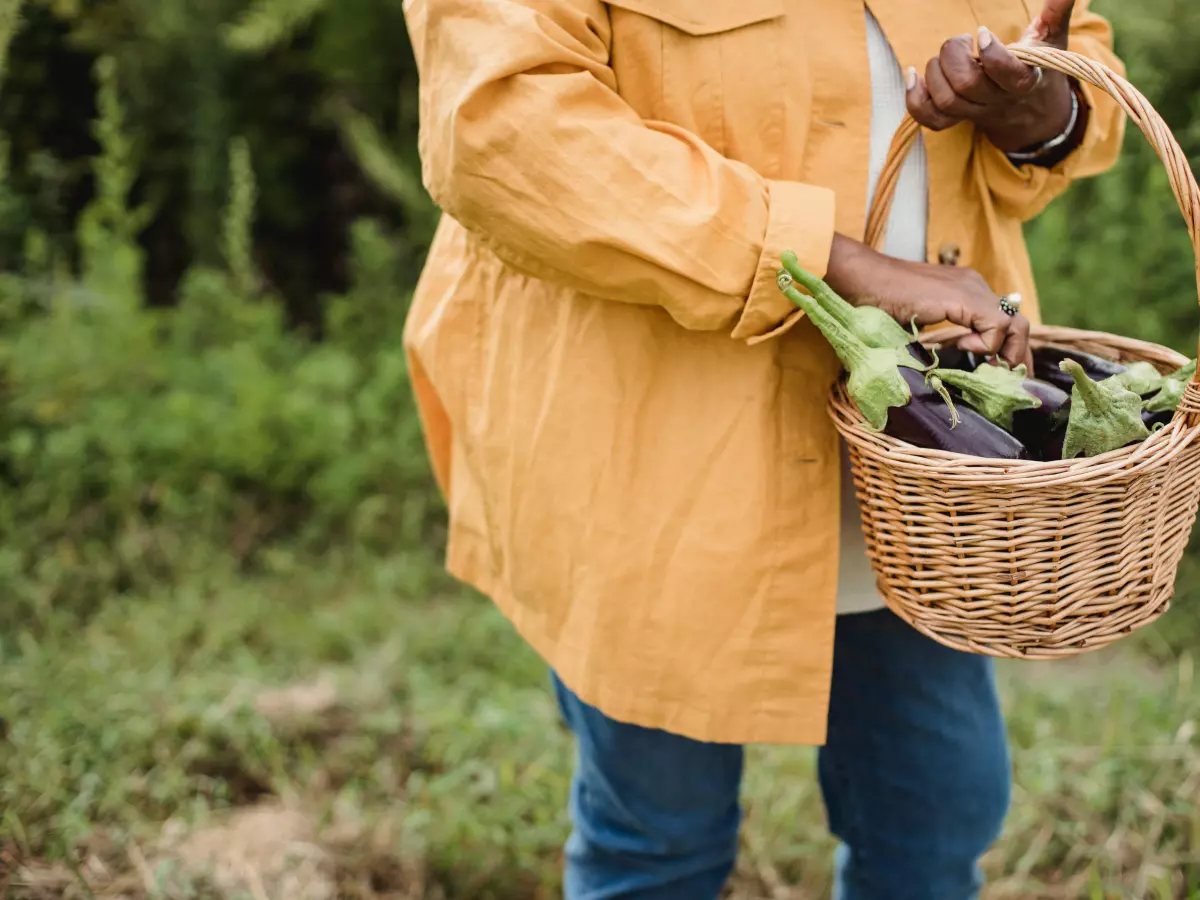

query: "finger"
(938, 34), (1005, 104)
(939, 303), (1008, 357)
(976, 26), (1041, 94)
(997, 314), (1032, 369)
(905, 67), (960, 131)
(956, 333), (995, 356)
(962, 297), (1018, 358)
(1033, 0), (1075, 49)
(970, 317), (1009, 358)
(925, 54), (985, 119)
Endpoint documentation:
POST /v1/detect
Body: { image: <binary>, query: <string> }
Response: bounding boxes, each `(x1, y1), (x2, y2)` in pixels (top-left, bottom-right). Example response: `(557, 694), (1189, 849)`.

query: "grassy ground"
(2, 549), (1200, 899)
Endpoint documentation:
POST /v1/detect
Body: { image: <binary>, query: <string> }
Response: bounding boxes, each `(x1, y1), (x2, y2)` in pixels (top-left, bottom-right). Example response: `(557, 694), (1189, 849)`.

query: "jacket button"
(938, 242), (961, 266)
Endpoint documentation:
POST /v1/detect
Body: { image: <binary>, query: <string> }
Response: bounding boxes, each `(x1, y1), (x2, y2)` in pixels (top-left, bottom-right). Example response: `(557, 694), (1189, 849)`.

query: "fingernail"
(978, 25), (993, 50)
(905, 66), (918, 90)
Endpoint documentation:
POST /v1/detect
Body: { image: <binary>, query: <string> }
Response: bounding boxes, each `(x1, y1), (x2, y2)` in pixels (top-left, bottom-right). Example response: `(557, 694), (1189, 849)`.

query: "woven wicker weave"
(838, 45), (1200, 658)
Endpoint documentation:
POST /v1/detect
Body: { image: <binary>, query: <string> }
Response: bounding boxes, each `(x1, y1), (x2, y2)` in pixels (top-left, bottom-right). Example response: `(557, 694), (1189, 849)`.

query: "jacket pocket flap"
(606, 0), (785, 35)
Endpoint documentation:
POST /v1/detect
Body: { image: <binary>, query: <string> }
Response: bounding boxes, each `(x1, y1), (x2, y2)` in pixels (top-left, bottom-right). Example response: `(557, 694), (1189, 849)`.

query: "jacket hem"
(444, 528), (830, 747)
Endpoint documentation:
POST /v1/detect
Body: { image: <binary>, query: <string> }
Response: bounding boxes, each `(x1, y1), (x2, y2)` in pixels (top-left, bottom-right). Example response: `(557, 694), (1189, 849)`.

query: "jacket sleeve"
(978, 1), (1127, 222)
(404, 0), (836, 342)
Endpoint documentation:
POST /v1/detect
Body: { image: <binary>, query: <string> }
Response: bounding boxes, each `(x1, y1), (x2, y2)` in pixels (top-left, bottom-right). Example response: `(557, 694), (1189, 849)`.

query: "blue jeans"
(551, 608), (1011, 899)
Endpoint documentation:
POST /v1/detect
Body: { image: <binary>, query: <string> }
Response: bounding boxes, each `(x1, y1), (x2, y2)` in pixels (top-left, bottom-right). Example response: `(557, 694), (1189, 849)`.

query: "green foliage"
(221, 135), (258, 294)
(0, 0), (431, 313)
(77, 53), (151, 300)
(0, 47), (436, 637)
(0, 0), (21, 75)
(225, 0), (327, 53)
(3, 555), (1199, 897)
(1030, 0), (1200, 356)
(0, 216), (437, 635)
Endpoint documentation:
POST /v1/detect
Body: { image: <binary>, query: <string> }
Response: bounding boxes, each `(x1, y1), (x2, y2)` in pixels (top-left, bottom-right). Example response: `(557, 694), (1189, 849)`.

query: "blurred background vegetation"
(1, 0), (1199, 897)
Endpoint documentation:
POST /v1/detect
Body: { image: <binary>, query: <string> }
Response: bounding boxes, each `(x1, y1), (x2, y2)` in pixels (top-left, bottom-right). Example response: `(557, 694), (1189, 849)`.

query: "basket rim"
(831, 325), (1200, 487)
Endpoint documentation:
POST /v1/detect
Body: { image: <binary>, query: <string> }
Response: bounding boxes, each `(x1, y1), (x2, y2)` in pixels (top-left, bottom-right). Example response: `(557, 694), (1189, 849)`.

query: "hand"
(905, 0), (1077, 153)
(824, 235), (1032, 368)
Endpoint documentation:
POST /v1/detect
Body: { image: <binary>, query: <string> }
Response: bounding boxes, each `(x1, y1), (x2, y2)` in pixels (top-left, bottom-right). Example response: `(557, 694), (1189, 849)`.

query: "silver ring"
(999, 293), (1022, 316)
(1031, 66), (1044, 88)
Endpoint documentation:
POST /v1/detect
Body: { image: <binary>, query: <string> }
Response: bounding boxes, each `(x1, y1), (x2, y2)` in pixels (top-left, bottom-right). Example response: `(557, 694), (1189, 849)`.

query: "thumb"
(1021, 0), (1075, 49)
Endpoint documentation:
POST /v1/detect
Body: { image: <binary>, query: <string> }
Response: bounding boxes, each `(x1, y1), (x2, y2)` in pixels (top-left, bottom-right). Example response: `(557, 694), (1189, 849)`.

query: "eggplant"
(934, 363), (1038, 427)
(781, 251), (912, 350)
(936, 363), (1067, 460)
(776, 265), (1029, 460)
(1033, 345), (1126, 393)
(886, 366), (1031, 458)
(907, 342), (936, 367)
(776, 271), (917, 429)
(927, 345), (982, 373)
(1041, 425), (1067, 463)
(1012, 379), (1071, 460)
(1111, 361), (1165, 398)
(1143, 359), (1197, 416)
(1057, 359), (1150, 459)
(1143, 408), (1173, 430)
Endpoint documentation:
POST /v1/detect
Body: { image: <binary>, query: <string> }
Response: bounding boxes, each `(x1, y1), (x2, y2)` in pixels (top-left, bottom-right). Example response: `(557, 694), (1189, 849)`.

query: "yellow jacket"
(403, 0), (1125, 745)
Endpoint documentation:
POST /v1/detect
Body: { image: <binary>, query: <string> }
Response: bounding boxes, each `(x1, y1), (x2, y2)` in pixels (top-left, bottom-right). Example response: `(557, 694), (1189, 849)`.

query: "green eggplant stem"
(927, 373), (961, 428)
(1059, 358), (1150, 459)
(1145, 359), (1198, 414)
(1113, 361), (1164, 396)
(778, 251), (853, 329)
(777, 276), (870, 371)
(779, 251), (912, 350)
(776, 267), (918, 431)
(935, 362), (1040, 432)
(1061, 359), (1106, 415)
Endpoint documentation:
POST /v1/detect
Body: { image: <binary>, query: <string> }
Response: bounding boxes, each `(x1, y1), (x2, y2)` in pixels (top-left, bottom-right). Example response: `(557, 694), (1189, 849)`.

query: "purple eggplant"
(1012, 379), (1071, 460)
(776, 265), (1029, 460)
(1033, 345), (1126, 393)
(1045, 359), (1183, 453)
(1042, 426), (1067, 463)
(887, 367), (1031, 458)
(933, 361), (1071, 460)
(934, 362), (1060, 455)
(907, 342), (936, 367)
(1143, 408), (1174, 430)
(927, 345), (983, 373)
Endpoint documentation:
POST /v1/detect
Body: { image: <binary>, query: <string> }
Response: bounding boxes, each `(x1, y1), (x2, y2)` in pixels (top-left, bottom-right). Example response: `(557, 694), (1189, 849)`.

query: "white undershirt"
(836, 8), (930, 615)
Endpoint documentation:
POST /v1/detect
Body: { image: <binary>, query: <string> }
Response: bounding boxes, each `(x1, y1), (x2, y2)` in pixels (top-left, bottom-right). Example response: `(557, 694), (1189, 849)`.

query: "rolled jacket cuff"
(732, 179), (837, 345)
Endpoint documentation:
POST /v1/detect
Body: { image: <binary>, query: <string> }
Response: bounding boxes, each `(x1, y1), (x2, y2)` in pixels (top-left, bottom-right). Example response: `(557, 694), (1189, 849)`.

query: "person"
(402, 0), (1125, 896)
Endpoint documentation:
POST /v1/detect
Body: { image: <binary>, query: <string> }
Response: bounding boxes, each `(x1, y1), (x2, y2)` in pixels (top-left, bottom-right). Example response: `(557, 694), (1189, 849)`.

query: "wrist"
(980, 73), (1075, 153)
(825, 234), (905, 308)
(1005, 81), (1088, 168)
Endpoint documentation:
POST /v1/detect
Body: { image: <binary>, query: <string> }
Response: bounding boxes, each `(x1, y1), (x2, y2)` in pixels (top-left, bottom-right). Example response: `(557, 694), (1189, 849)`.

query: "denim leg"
(818, 609), (1012, 900)
(551, 672), (744, 900)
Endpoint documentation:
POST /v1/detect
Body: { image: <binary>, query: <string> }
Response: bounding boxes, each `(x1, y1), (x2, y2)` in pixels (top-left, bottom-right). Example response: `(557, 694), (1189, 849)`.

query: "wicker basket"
(838, 45), (1200, 659)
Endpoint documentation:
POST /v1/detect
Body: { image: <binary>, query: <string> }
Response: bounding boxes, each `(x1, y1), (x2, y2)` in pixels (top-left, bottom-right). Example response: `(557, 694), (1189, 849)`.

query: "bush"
(0, 43), (439, 635)
(0, 0), (433, 317)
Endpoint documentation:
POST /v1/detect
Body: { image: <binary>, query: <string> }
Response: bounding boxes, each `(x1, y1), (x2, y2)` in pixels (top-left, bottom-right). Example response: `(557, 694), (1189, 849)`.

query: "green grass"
(2, 550), (1199, 899)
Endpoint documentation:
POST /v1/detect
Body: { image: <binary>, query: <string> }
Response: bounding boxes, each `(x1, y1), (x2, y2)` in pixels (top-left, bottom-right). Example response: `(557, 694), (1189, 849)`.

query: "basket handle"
(865, 45), (1200, 384)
